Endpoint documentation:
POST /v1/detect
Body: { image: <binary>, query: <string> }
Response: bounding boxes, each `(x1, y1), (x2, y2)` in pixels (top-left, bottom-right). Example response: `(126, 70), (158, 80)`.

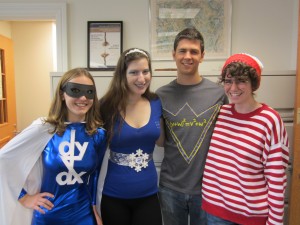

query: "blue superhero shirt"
(20, 123), (106, 225)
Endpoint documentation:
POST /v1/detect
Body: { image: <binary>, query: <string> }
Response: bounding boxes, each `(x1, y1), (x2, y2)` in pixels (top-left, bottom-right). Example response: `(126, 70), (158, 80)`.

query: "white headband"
(125, 48), (148, 57)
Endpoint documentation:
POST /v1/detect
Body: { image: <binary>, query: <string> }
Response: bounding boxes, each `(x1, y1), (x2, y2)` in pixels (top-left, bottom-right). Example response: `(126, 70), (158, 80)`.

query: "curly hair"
(219, 62), (260, 92)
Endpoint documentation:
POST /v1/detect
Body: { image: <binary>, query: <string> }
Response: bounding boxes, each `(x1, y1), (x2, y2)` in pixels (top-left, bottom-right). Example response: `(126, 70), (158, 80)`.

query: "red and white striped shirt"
(202, 104), (289, 225)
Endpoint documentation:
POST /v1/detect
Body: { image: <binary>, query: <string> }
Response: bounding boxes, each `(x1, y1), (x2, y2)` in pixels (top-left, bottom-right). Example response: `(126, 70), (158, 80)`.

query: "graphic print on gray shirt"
(156, 78), (228, 195)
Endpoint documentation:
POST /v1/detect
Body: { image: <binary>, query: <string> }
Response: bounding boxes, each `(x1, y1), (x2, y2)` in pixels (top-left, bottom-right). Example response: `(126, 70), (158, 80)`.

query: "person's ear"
(60, 90), (65, 100)
(200, 51), (205, 63)
(172, 50), (176, 60)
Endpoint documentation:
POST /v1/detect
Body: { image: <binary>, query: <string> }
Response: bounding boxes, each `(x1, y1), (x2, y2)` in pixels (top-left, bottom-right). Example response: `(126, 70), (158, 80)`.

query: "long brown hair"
(100, 48), (157, 143)
(45, 68), (103, 135)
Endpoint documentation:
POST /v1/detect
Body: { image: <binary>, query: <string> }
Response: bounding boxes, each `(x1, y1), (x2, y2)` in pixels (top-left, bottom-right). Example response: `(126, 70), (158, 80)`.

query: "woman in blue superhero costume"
(0, 68), (106, 225)
(99, 48), (164, 225)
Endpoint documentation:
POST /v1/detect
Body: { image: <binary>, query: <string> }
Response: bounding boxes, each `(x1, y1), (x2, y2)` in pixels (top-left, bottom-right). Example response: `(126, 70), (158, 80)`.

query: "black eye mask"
(62, 82), (95, 99)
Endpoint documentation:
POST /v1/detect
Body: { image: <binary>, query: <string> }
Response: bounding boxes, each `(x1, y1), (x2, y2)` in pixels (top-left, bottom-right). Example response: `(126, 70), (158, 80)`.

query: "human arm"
(93, 205), (103, 225)
(264, 117), (289, 225)
(88, 129), (106, 224)
(155, 118), (165, 147)
(90, 130), (107, 205)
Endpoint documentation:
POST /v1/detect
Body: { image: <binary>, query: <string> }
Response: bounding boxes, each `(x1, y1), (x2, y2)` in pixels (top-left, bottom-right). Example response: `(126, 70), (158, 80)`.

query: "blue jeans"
(158, 185), (206, 225)
(206, 213), (240, 225)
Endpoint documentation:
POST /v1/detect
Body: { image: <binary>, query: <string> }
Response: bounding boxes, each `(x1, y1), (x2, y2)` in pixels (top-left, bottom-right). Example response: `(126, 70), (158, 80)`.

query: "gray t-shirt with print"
(156, 77), (228, 195)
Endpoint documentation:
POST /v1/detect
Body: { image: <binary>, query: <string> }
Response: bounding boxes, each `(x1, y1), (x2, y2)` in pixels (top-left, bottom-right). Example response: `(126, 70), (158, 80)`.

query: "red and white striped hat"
(222, 53), (264, 76)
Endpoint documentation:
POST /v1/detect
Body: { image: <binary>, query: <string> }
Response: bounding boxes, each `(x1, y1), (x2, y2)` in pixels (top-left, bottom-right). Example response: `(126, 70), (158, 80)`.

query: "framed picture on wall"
(149, 0), (232, 61)
(87, 21), (123, 71)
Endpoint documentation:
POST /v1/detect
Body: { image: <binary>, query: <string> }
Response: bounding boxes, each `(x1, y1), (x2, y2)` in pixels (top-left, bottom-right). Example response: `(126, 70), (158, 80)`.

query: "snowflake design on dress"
(128, 149), (149, 172)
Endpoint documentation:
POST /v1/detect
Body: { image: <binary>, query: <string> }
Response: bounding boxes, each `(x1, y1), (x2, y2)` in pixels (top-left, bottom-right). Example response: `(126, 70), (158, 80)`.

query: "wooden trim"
(288, 2), (300, 225)
(0, 136), (11, 148)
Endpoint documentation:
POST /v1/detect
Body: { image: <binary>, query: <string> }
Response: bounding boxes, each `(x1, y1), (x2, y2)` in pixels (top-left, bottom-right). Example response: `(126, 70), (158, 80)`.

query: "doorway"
(0, 2), (67, 71)
(0, 2), (67, 131)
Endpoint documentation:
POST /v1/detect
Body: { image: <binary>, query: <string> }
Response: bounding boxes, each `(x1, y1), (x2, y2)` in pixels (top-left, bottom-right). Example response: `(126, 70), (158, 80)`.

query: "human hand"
(93, 205), (103, 225)
(18, 192), (54, 214)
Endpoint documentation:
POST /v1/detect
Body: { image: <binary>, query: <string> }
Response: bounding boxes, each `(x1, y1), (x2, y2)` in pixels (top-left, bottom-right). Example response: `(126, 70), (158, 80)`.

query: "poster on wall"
(87, 21), (123, 71)
(149, 0), (232, 60)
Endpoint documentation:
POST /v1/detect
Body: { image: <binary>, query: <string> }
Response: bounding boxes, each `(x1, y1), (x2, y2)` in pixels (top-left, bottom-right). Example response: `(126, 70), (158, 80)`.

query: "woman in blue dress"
(0, 68), (106, 225)
(99, 48), (164, 225)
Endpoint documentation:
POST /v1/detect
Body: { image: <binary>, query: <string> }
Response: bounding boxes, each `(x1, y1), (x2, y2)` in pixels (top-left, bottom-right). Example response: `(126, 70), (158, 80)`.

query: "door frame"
(0, 2), (68, 72)
(289, 1), (300, 224)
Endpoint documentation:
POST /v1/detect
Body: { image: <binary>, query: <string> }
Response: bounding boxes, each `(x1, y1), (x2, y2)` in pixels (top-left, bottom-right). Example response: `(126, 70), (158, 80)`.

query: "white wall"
(11, 21), (53, 129)
(231, 0), (298, 71)
(0, 0), (297, 71)
(0, 0), (299, 129)
(0, 21), (12, 38)
(70, 0), (300, 71)
(64, 0), (298, 110)
(66, 0), (298, 72)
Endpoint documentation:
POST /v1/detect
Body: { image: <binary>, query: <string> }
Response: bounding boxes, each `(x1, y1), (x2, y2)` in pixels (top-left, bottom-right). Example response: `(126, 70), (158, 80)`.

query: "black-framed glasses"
(223, 78), (249, 87)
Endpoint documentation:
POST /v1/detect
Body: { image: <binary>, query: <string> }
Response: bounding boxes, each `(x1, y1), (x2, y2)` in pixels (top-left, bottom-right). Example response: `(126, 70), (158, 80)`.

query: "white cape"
(0, 118), (108, 225)
(0, 118), (54, 225)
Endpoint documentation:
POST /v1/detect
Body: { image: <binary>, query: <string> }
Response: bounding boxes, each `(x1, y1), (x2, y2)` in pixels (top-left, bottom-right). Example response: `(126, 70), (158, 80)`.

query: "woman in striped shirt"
(202, 53), (289, 225)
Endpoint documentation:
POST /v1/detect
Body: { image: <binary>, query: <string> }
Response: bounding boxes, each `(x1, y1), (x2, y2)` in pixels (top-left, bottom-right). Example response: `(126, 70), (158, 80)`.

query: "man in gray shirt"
(156, 27), (228, 225)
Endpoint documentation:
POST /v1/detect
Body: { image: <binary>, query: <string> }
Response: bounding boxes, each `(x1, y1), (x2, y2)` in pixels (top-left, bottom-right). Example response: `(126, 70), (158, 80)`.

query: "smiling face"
(126, 58), (151, 97)
(62, 75), (94, 122)
(173, 39), (204, 76)
(224, 74), (254, 106)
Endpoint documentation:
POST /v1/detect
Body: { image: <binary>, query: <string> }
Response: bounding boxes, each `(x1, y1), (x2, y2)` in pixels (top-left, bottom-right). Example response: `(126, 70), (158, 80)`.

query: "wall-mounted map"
(150, 0), (232, 60)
